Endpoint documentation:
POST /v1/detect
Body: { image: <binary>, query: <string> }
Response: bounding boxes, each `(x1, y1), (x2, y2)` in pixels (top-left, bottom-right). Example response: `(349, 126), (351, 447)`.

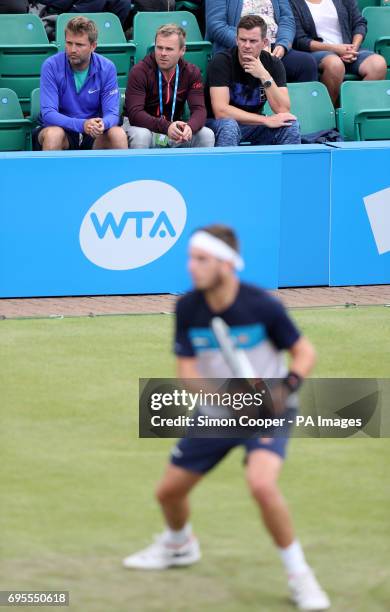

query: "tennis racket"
(211, 316), (256, 378)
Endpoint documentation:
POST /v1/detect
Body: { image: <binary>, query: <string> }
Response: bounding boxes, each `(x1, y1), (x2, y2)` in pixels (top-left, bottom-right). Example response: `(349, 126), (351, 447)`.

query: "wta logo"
(79, 180), (187, 270)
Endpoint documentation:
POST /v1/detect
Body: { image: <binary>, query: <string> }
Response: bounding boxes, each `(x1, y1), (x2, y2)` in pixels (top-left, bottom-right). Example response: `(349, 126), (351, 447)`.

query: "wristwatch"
(283, 371), (302, 394)
(262, 77), (274, 89)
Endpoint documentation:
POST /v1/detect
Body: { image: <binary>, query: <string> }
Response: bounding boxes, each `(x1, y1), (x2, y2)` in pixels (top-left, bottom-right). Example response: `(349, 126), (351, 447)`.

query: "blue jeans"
(206, 118), (301, 147)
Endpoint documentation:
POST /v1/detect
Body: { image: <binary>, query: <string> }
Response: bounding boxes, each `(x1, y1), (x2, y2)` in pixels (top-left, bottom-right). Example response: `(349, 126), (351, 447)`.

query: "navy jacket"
(290, 0), (367, 52)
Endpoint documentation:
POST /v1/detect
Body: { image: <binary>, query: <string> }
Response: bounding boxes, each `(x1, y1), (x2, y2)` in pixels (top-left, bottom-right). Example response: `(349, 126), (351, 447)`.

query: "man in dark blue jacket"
(35, 16), (127, 150)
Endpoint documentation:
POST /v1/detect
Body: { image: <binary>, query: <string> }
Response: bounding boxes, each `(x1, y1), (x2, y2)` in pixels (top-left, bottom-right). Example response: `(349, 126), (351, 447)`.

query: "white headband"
(189, 231), (244, 271)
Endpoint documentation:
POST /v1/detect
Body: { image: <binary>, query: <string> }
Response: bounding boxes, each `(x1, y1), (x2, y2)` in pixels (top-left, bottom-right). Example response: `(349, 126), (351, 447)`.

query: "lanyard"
(158, 64), (179, 122)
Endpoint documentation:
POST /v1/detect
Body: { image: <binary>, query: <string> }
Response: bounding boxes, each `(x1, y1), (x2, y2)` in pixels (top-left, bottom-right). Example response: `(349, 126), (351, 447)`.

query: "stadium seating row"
(0, 9), (389, 113)
(2, 80), (390, 152)
(0, 11), (209, 111)
(264, 80), (390, 141)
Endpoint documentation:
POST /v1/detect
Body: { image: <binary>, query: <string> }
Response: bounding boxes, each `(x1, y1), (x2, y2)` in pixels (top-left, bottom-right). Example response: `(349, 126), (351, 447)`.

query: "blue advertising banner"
(3, 142), (388, 297)
(279, 147), (330, 287)
(0, 148), (283, 297)
(330, 143), (390, 285)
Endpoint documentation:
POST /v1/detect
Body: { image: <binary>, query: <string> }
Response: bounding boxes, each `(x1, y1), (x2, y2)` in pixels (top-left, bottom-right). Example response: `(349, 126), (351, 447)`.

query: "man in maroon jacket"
(124, 24), (214, 148)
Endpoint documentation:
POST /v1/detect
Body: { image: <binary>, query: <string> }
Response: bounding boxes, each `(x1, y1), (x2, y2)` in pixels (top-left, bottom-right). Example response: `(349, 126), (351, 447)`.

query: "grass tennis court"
(1, 306), (390, 611)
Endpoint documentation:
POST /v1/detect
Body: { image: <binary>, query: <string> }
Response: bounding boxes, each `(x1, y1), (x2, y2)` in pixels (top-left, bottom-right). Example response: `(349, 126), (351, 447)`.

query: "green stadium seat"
(0, 88), (31, 151)
(133, 11), (212, 80)
(362, 7), (390, 77)
(0, 14), (57, 113)
(263, 81), (336, 136)
(29, 87), (40, 128)
(55, 13), (136, 88)
(357, 0), (379, 11)
(337, 79), (390, 140)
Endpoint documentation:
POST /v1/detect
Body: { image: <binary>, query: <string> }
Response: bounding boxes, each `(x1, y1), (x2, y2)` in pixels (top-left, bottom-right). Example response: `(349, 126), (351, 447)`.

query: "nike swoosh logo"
(88, 89), (99, 94)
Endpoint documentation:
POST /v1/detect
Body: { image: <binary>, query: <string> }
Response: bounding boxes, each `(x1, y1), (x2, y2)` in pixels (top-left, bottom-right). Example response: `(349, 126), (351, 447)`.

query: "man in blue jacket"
(205, 0), (317, 83)
(35, 16), (128, 151)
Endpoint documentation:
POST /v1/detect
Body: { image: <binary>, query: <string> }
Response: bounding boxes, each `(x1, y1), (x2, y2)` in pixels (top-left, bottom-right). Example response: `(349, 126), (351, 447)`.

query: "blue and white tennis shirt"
(174, 283), (301, 378)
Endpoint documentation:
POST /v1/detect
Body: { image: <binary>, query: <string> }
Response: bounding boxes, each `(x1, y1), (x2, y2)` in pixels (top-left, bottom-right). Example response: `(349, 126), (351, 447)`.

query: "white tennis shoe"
(123, 534), (201, 570)
(288, 568), (330, 610)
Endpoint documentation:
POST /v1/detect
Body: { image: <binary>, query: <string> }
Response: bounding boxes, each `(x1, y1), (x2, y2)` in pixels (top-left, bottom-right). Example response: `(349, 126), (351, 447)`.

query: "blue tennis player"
(124, 224), (330, 611)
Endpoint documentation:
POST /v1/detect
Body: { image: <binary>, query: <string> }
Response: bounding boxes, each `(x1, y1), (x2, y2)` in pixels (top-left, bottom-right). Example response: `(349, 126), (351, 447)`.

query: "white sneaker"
(288, 568), (331, 610)
(122, 534), (201, 570)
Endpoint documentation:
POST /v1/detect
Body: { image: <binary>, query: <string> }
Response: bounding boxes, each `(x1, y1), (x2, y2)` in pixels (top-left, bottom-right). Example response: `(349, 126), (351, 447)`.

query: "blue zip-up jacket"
(205, 0), (296, 54)
(290, 0), (367, 52)
(40, 51), (120, 132)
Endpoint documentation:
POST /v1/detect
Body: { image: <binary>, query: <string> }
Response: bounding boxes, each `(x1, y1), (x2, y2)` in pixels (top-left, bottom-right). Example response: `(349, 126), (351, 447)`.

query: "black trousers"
(39, 0), (132, 24)
(0, 0), (29, 12)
